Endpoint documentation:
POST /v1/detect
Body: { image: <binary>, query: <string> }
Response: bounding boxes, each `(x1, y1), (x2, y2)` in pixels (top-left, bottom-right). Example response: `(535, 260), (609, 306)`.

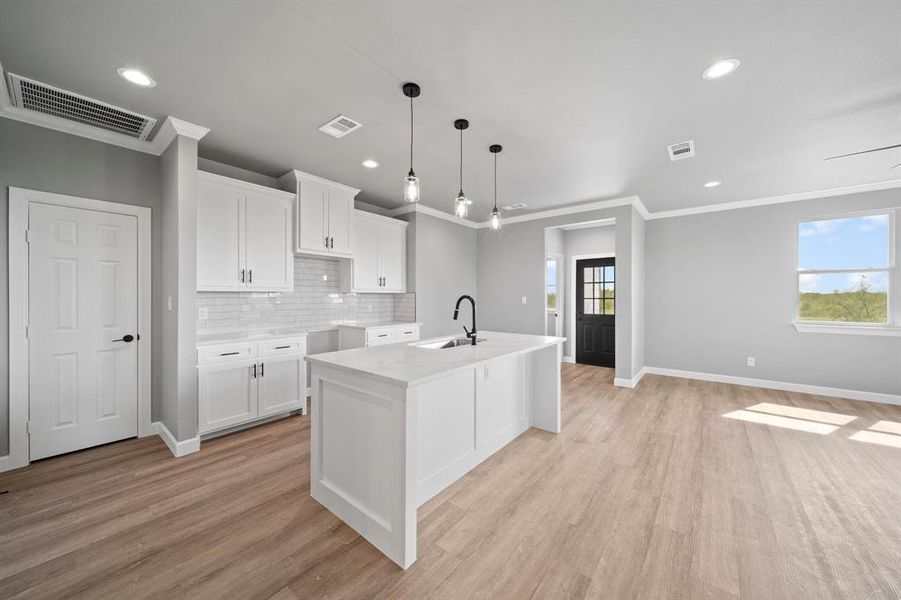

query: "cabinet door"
(197, 180), (244, 290)
(198, 361), (258, 433)
(378, 221), (406, 292)
(352, 215), (381, 292)
(245, 192), (293, 291)
(297, 179), (328, 253)
(258, 355), (305, 417)
(326, 187), (354, 255)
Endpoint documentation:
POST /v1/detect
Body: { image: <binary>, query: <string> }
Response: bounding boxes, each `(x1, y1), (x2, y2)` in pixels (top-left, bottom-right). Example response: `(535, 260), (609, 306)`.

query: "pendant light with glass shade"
(489, 144), (502, 230)
(402, 82), (421, 203)
(453, 119), (472, 218)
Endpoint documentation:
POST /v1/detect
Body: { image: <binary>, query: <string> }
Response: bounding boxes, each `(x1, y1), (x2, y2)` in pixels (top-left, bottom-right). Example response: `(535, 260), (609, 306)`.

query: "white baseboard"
(643, 367), (901, 406)
(153, 422), (201, 457)
(562, 356), (575, 364)
(614, 367), (646, 389)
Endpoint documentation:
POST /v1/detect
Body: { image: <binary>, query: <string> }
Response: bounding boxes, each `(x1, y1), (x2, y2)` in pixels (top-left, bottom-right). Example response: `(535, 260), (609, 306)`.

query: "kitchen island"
(305, 331), (564, 568)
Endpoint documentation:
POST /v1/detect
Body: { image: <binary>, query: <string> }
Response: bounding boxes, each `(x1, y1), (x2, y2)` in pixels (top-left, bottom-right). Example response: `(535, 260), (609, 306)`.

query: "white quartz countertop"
(196, 328), (313, 347)
(305, 331), (564, 387)
(337, 321), (421, 330)
(195, 321), (421, 347)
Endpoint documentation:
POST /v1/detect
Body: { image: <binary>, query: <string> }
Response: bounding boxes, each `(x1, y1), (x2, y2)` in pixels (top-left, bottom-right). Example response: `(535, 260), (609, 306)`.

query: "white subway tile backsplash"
(197, 255), (416, 336)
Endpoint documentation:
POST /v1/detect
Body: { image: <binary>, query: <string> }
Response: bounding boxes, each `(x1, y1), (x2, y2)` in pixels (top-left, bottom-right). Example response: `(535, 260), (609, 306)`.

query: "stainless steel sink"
(414, 337), (486, 349)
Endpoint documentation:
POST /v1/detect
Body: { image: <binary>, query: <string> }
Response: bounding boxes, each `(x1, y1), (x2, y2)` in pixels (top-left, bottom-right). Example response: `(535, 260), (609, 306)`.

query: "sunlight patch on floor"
(745, 402), (857, 425)
(849, 430), (901, 448)
(868, 420), (901, 435)
(723, 410), (839, 435)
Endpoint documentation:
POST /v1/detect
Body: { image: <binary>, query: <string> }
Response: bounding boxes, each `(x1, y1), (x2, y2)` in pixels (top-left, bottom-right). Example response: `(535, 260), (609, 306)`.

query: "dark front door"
(575, 258), (615, 367)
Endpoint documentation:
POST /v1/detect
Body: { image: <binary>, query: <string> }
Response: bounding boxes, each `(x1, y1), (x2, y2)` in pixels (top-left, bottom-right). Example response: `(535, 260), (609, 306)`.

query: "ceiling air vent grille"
(318, 114), (363, 138)
(7, 73), (157, 140)
(667, 139), (695, 161)
(502, 203), (527, 211)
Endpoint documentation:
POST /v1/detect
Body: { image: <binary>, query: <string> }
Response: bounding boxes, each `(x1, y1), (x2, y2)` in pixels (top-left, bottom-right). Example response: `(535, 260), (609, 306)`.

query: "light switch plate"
(521, 296), (528, 305)
(747, 356), (756, 367)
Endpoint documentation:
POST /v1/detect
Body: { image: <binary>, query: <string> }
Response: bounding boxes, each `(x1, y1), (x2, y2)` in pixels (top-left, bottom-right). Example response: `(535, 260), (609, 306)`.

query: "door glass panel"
(594, 299), (602, 313)
(605, 266), (615, 282)
(584, 284), (593, 299)
(594, 267), (602, 283)
(584, 299), (594, 314)
(583, 267), (594, 282)
(604, 299), (615, 314)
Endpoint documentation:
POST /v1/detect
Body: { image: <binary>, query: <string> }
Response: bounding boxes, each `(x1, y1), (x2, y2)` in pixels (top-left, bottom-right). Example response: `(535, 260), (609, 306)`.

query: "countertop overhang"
(305, 331), (565, 387)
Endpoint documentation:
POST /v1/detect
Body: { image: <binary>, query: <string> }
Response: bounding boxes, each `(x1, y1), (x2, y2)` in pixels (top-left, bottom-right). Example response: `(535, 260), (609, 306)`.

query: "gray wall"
(646, 188), (901, 395)
(477, 205), (640, 381)
(0, 119), (162, 457)
(160, 136), (199, 441)
(404, 212), (478, 339)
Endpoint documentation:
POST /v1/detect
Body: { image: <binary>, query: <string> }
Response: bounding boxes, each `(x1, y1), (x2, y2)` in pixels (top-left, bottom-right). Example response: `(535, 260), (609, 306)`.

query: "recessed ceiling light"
(704, 180), (722, 188)
(362, 159), (379, 169)
(117, 67), (156, 88)
(702, 58), (741, 80)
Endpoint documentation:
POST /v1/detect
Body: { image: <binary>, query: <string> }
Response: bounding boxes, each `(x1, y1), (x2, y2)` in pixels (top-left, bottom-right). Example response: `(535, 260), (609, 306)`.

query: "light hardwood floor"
(1, 364), (900, 599)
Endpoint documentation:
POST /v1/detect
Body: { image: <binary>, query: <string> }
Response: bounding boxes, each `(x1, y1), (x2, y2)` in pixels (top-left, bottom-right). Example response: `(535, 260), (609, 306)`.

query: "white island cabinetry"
(306, 331), (563, 568)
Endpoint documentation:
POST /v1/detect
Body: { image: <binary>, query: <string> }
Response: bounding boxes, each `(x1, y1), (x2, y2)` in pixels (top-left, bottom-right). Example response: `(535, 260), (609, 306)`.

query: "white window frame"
(793, 208), (900, 336)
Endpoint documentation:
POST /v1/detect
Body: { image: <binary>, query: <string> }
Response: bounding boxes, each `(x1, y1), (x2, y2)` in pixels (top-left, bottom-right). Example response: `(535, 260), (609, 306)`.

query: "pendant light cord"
(493, 152), (498, 210)
(459, 129), (464, 192)
(409, 96), (414, 172)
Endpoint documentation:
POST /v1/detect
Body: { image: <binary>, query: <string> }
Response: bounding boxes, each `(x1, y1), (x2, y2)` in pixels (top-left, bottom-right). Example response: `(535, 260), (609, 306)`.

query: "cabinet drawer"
(258, 338), (306, 357)
(198, 342), (257, 365)
(395, 325), (420, 342)
(366, 328), (397, 346)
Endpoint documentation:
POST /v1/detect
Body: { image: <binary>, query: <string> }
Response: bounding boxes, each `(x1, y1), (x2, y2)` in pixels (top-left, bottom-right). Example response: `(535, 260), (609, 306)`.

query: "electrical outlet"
(747, 356), (756, 367)
(521, 296), (528, 305)
(198, 307), (208, 320)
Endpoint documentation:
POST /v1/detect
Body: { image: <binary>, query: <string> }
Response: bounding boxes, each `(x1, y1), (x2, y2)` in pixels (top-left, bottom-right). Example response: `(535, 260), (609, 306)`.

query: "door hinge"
(26, 421), (31, 434)
(25, 229), (32, 244)
(24, 325), (28, 339)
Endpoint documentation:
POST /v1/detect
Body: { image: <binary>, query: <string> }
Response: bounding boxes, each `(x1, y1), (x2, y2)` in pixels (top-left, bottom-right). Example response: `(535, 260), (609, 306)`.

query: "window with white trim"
(797, 212), (892, 324)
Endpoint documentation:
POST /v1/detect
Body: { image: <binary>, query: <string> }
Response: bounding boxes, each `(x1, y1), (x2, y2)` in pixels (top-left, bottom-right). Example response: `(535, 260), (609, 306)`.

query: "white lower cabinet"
(258, 354), (304, 417)
(197, 335), (307, 435)
(198, 361), (258, 433)
(338, 323), (420, 349)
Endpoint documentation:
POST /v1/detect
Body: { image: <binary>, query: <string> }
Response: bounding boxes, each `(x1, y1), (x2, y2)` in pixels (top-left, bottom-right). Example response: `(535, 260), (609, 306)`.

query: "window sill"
(793, 322), (901, 337)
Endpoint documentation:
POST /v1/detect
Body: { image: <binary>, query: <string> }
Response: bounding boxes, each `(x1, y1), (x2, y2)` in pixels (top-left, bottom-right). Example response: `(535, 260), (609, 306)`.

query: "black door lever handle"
(113, 334), (135, 343)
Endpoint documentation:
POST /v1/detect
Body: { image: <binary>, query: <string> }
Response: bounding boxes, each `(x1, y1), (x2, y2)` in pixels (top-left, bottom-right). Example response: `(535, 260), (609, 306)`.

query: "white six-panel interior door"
(27, 202), (140, 460)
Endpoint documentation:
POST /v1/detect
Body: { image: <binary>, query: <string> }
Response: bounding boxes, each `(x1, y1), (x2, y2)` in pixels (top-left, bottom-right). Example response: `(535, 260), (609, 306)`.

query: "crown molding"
(474, 195), (641, 228)
(278, 169), (361, 195)
(646, 179), (901, 220)
(386, 203), (480, 228)
(149, 116), (210, 154)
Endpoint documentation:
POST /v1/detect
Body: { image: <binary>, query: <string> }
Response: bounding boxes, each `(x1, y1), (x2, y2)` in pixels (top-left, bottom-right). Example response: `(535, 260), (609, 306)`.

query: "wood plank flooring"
(1, 364), (900, 599)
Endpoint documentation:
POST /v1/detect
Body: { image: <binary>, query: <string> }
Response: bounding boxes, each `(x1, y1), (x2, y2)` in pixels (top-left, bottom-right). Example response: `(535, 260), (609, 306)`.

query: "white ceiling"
(1, 1), (899, 220)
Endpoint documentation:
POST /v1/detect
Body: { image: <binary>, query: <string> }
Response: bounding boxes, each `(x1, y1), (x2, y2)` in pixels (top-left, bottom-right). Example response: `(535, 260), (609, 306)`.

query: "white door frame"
(570, 253), (615, 364)
(4, 187), (153, 472)
(545, 253), (564, 337)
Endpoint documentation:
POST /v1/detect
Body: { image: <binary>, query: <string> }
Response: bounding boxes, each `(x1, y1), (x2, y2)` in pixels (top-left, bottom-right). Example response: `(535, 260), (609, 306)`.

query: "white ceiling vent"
(667, 139), (695, 161)
(502, 203), (527, 211)
(318, 114), (362, 138)
(7, 73), (157, 140)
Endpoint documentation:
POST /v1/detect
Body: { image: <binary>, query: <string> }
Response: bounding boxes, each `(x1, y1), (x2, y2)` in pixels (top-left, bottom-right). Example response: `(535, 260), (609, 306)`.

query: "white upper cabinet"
(278, 170), (359, 258)
(341, 211), (407, 293)
(197, 172), (294, 292)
